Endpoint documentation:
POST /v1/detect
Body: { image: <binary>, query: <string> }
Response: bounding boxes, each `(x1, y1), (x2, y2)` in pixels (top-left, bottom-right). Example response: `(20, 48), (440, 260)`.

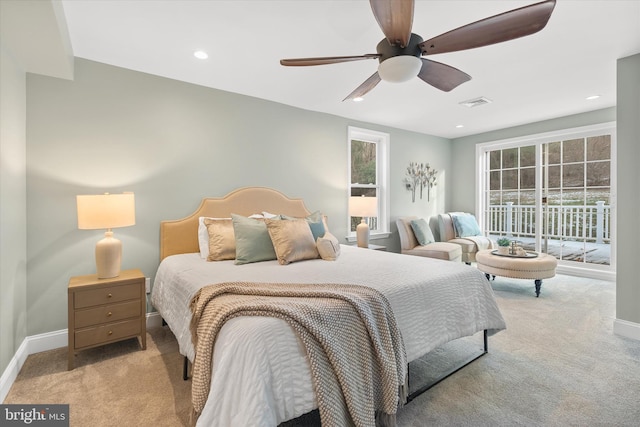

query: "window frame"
(346, 126), (390, 242)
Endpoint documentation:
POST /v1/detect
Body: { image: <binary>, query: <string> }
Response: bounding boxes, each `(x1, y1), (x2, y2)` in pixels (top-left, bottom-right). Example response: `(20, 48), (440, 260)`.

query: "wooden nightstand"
(68, 269), (146, 370)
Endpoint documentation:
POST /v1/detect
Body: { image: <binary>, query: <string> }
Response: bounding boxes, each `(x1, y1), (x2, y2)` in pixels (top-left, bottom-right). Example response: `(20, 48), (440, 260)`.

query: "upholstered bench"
(475, 249), (558, 297)
(396, 217), (462, 262)
(437, 213), (494, 264)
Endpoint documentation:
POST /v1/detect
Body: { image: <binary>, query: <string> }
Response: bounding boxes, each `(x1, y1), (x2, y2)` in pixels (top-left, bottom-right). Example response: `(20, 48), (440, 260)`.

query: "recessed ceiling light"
(455, 124), (464, 128)
(194, 50), (208, 59)
(352, 97), (364, 102)
(586, 95), (600, 100)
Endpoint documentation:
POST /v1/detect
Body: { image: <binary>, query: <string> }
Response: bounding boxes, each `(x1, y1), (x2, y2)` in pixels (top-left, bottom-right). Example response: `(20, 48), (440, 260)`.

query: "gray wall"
(24, 58), (451, 336)
(616, 53), (640, 325)
(0, 46), (28, 375)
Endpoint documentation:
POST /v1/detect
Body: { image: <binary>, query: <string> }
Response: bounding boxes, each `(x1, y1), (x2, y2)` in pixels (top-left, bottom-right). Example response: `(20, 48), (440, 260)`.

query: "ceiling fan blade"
(369, 0), (414, 47)
(280, 54), (380, 67)
(419, 0), (556, 55)
(417, 59), (471, 92)
(343, 72), (382, 101)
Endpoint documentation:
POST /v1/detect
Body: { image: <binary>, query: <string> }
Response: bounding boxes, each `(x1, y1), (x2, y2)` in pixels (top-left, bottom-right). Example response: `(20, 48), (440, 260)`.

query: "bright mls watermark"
(1, 405), (69, 426)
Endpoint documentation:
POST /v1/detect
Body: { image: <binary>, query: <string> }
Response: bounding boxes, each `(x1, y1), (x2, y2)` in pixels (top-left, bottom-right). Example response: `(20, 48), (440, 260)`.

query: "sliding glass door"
(542, 135), (612, 265)
(479, 124), (615, 273)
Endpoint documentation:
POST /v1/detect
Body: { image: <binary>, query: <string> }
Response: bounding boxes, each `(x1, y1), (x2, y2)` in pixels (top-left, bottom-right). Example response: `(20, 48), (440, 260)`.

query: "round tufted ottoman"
(475, 249), (558, 297)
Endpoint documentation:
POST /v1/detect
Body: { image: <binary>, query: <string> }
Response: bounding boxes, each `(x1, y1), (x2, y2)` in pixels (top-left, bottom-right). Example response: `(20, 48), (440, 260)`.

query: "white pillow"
(316, 232), (341, 261)
(198, 217), (210, 258)
(262, 211), (280, 219)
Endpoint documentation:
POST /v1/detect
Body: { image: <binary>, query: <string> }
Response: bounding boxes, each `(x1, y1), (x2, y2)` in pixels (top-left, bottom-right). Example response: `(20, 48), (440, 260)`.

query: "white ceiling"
(60, 0), (640, 139)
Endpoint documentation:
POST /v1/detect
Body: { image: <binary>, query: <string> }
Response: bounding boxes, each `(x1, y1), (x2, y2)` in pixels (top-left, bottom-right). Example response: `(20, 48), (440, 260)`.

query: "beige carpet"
(3, 326), (191, 426)
(4, 274), (640, 426)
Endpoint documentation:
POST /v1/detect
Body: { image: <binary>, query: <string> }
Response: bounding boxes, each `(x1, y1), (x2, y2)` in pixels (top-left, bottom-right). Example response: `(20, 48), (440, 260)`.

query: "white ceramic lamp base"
(356, 220), (370, 248)
(95, 231), (122, 279)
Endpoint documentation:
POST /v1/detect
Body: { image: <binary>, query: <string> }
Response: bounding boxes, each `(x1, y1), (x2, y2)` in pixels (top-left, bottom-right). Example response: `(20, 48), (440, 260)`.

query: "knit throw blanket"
(189, 281), (407, 427)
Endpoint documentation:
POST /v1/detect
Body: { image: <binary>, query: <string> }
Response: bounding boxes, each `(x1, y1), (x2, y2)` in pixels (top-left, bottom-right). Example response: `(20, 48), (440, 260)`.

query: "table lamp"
(349, 196), (377, 248)
(77, 192), (136, 279)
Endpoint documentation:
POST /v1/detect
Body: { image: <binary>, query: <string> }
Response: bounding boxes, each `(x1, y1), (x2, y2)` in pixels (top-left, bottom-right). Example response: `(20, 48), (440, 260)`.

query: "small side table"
(367, 244), (387, 251)
(68, 269), (146, 370)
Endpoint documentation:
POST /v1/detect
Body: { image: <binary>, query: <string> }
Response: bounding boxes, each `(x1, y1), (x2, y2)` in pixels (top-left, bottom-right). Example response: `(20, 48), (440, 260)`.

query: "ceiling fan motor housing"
(376, 33), (424, 83)
(376, 33), (424, 62)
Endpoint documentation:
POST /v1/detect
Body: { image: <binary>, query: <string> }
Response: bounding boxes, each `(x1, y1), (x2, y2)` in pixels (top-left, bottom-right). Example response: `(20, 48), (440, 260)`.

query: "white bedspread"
(151, 245), (506, 427)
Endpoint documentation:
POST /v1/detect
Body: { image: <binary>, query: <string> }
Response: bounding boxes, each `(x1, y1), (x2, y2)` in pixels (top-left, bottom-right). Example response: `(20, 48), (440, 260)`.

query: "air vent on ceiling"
(459, 96), (493, 108)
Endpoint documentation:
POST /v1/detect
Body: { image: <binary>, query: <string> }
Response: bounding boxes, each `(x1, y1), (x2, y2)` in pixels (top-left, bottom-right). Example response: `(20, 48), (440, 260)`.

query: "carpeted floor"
(4, 274), (640, 426)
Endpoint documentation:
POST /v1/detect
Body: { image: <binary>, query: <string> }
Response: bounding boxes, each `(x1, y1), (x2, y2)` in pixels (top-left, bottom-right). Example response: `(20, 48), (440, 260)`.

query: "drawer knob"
(107, 312), (112, 317)
(107, 293), (113, 298)
(108, 330), (113, 336)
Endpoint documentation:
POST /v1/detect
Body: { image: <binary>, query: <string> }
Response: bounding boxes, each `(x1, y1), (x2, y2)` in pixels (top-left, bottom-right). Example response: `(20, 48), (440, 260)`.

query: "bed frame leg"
(162, 319), (190, 381)
(406, 330), (488, 403)
(183, 356), (190, 381)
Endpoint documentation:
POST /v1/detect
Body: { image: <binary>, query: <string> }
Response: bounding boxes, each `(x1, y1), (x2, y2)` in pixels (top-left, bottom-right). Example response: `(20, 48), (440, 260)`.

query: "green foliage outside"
(351, 140), (376, 185)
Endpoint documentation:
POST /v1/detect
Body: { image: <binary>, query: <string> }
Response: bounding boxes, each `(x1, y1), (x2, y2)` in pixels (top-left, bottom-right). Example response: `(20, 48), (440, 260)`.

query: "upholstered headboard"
(160, 187), (312, 260)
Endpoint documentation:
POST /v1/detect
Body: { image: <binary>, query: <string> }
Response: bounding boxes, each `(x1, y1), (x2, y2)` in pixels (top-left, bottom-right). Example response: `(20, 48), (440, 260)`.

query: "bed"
(150, 187), (506, 426)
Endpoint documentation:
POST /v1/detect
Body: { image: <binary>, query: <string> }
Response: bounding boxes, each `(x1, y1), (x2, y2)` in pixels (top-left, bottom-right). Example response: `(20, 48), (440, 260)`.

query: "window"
(477, 122), (615, 278)
(347, 126), (390, 241)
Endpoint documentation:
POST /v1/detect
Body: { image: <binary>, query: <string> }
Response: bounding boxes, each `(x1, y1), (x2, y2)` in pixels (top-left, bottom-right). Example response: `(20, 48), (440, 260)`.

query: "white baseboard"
(0, 338), (28, 403)
(613, 319), (640, 341)
(26, 329), (68, 354)
(1, 313), (163, 403)
(555, 264), (616, 282)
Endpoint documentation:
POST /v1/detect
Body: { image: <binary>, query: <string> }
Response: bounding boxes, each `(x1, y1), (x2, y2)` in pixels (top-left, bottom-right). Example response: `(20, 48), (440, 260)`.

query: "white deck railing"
(487, 201), (610, 244)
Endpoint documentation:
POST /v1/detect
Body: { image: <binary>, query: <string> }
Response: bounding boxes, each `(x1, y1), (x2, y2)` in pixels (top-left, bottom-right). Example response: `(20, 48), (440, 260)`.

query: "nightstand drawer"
(74, 300), (141, 329)
(74, 319), (142, 349)
(74, 282), (140, 309)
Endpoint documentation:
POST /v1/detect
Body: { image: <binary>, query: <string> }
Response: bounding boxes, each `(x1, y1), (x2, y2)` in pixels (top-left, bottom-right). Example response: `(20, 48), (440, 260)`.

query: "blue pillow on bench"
(451, 213), (481, 238)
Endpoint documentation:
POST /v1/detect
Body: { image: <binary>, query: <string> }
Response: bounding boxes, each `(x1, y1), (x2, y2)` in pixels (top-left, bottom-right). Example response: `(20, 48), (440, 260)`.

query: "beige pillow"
(316, 232), (341, 261)
(265, 218), (319, 265)
(204, 218), (236, 261)
(281, 211), (327, 241)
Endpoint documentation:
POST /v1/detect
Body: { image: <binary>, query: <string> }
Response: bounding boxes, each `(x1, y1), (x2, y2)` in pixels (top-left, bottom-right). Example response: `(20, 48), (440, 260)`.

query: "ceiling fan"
(280, 0), (556, 101)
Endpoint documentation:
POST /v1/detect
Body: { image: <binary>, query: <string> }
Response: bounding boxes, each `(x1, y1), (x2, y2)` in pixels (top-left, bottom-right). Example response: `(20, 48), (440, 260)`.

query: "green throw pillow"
(282, 211), (326, 241)
(410, 218), (435, 246)
(231, 214), (277, 265)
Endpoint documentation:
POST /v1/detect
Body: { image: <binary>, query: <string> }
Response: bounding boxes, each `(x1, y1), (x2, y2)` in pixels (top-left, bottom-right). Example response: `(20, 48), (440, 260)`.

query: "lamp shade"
(77, 193), (136, 230)
(349, 196), (377, 218)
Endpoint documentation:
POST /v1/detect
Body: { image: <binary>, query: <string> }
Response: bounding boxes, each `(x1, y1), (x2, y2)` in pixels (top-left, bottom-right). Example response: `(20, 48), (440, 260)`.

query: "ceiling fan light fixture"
(377, 55), (422, 83)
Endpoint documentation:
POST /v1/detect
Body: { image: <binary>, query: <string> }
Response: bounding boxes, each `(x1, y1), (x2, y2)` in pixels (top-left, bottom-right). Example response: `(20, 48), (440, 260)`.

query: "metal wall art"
(404, 162), (438, 202)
